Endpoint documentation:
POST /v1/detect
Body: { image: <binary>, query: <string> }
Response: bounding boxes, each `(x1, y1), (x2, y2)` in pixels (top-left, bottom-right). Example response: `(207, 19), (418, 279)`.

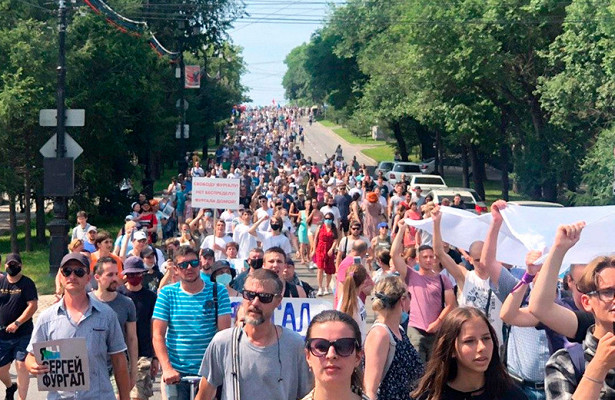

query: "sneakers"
(5, 383), (17, 400)
(323, 289), (330, 296)
(308, 262), (316, 270)
(316, 288), (323, 296)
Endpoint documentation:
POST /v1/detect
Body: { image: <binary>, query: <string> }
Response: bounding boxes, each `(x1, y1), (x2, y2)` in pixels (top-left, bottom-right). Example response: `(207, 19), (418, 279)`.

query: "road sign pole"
(48, 0), (70, 275)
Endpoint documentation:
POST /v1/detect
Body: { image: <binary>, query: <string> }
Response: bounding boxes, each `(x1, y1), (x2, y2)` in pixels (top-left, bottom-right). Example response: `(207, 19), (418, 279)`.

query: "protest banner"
(33, 337), (90, 392)
(192, 178), (240, 209)
(230, 297), (333, 337)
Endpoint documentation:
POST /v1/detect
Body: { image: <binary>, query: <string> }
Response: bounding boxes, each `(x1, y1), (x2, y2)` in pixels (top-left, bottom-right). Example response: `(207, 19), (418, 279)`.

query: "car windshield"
(414, 176), (445, 185)
(394, 164), (420, 173)
(379, 162), (394, 170)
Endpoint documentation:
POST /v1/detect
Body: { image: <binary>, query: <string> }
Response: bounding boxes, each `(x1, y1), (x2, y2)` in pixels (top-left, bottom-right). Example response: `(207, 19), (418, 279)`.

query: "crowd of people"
(0, 106), (612, 400)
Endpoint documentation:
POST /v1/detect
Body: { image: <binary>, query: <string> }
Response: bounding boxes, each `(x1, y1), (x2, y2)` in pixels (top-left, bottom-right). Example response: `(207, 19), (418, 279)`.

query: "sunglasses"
(351, 226), (361, 230)
(306, 338), (359, 358)
(242, 290), (279, 304)
(177, 259), (200, 269)
(61, 267), (87, 278)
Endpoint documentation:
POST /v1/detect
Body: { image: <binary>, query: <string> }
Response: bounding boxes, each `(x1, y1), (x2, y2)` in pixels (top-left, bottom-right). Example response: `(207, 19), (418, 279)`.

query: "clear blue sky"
(229, 1), (344, 106)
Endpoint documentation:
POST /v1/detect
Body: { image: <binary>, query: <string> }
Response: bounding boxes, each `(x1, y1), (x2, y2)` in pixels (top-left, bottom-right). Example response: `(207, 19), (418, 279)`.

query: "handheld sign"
(230, 297), (333, 337)
(33, 338), (90, 392)
(192, 178), (240, 210)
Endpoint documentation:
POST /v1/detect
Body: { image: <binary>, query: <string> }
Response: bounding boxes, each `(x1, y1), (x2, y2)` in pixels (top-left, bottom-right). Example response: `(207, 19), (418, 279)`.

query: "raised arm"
(391, 220), (408, 282)
(500, 251), (543, 327)
(431, 206), (467, 288)
(248, 215), (268, 237)
(527, 221), (586, 338)
(481, 199), (506, 285)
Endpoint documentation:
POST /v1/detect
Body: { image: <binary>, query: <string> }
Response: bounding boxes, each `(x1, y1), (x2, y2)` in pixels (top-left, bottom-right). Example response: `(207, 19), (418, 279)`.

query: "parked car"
(387, 162), (421, 184)
(420, 157), (436, 174)
(375, 161), (396, 177)
(425, 187), (488, 214)
(409, 174), (448, 192)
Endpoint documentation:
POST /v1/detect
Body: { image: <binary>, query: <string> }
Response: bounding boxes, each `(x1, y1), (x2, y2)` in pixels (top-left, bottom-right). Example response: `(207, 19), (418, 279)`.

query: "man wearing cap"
(141, 247), (164, 293)
(83, 226), (98, 253)
(26, 253), (130, 399)
(199, 248), (215, 278)
(91, 256), (138, 392)
(122, 257), (158, 400)
(121, 230), (149, 261)
(152, 246), (231, 400)
(412, 186), (425, 208)
(0, 254), (37, 400)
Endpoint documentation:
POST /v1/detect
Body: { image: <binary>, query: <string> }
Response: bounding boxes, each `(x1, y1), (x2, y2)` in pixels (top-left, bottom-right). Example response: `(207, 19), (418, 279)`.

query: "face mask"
(126, 275), (143, 286)
(205, 212), (213, 218)
(6, 264), (21, 277)
(270, 223), (281, 231)
(216, 273), (233, 286)
(249, 258), (263, 269)
(324, 219), (333, 225)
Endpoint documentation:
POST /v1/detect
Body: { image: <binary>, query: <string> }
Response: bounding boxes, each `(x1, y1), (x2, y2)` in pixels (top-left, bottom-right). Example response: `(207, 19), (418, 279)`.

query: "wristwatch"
(13, 321), (20, 327)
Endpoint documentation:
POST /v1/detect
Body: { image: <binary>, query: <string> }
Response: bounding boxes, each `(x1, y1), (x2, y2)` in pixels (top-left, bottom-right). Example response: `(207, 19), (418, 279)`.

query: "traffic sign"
(175, 124), (189, 139)
(39, 109), (85, 127)
(39, 133), (84, 159)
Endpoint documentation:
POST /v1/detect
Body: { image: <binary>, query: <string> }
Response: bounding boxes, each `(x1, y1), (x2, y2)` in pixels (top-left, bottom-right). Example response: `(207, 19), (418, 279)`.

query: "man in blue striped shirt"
(152, 246), (231, 400)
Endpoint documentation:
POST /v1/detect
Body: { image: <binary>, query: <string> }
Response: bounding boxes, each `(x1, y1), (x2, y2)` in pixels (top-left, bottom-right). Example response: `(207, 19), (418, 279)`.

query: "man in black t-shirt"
(0, 254), (38, 400)
(122, 257), (159, 400)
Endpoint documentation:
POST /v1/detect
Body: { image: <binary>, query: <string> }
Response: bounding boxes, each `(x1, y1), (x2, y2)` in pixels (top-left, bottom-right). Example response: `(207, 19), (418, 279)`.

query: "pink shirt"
(405, 268), (453, 331)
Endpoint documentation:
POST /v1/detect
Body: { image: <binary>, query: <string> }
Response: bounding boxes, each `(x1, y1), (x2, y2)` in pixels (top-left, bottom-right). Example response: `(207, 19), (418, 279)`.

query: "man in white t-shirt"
(200, 220), (231, 260)
(254, 195), (273, 232)
(248, 215), (292, 254)
(219, 208), (239, 236)
(319, 194), (341, 225)
(233, 209), (258, 259)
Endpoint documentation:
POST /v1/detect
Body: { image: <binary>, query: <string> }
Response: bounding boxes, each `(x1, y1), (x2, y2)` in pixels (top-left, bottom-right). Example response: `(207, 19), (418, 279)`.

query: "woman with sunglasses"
(312, 212), (340, 296)
(302, 310), (370, 400)
(412, 307), (526, 400)
(364, 276), (423, 399)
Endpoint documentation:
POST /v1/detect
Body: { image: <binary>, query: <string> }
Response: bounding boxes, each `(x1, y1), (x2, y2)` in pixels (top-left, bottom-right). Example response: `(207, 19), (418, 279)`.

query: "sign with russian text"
(230, 297), (333, 337)
(192, 178), (240, 209)
(33, 337), (90, 392)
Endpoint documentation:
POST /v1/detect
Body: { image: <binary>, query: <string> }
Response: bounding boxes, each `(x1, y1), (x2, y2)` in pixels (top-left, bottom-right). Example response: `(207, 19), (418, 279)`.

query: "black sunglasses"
(61, 267), (87, 278)
(306, 338), (359, 358)
(177, 259), (200, 269)
(351, 226), (361, 230)
(242, 289), (279, 304)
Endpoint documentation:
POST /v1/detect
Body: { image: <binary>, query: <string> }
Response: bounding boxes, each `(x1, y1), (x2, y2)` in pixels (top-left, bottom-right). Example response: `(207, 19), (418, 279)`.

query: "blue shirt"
(152, 280), (231, 375)
(27, 297), (127, 400)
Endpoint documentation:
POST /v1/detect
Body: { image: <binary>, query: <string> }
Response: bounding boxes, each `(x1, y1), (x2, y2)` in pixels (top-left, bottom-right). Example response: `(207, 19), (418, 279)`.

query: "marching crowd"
(0, 106), (613, 400)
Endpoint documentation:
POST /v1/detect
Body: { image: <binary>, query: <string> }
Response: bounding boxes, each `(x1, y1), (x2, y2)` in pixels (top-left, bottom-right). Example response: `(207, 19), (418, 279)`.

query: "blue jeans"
(519, 385), (545, 400)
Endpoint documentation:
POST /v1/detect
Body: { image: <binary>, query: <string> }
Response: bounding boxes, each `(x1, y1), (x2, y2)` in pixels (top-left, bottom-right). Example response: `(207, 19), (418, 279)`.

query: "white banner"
(230, 297), (333, 337)
(405, 204), (615, 271)
(192, 178), (240, 209)
(33, 337), (90, 392)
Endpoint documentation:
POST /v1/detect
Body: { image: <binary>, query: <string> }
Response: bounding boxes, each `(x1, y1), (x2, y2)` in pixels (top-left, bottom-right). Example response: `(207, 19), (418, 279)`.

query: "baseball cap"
(125, 215), (134, 221)
(141, 246), (155, 258)
(415, 186), (422, 191)
(60, 253), (89, 269)
(209, 260), (236, 281)
(5, 254), (21, 265)
(378, 222), (389, 229)
(123, 256), (146, 274)
(297, 189), (305, 195)
(201, 248), (215, 258)
(87, 225), (97, 233)
(133, 231), (147, 241)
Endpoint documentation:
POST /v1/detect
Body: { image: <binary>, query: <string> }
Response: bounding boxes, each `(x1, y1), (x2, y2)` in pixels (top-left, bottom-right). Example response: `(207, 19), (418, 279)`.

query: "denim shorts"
(0, 335), (30, 367)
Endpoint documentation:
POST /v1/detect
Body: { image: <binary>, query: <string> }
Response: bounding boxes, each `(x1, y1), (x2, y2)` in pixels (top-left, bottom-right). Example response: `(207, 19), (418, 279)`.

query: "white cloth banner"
(405, 204), (615, 271)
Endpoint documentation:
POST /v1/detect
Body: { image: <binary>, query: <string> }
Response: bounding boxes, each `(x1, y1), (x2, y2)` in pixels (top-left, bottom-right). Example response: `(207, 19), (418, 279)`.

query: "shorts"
(0, 335), (30, 367)
(130, 357), (154, 399)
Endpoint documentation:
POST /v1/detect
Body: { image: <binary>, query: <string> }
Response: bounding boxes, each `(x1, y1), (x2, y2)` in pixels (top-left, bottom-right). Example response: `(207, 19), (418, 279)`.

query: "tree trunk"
(469, 144), (485, 200)
(461, 145), (470, 188)
(391, 119), (409, 161)
(500, 142), (510, 201)
(24, 170), (32, 251)
(8, 195), (18, 253)
(436, 130), (444, 176)
(35, 187), (46, 244)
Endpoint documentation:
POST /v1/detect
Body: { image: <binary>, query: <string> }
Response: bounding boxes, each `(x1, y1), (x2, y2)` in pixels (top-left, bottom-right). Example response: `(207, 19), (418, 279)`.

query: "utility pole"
(178, 34), (187, 174)
(47, 0), (70, 274)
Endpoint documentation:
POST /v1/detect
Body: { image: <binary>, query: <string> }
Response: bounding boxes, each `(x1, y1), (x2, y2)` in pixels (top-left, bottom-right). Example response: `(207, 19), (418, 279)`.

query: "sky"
(229, 1), (345, 106)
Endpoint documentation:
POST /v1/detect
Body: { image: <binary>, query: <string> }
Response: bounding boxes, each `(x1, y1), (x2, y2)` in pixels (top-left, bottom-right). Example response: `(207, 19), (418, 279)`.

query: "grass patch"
(318, 119), (338, 128)
(442, 175), (528, 205)
(362, 145), (395, 163)
(332, 127), (382, 145)
(154, 167), (179, 194)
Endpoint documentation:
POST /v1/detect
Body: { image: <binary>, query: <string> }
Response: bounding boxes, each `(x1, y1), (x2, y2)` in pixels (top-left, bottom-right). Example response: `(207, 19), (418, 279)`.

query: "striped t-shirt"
(152, 280), (231, 374)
